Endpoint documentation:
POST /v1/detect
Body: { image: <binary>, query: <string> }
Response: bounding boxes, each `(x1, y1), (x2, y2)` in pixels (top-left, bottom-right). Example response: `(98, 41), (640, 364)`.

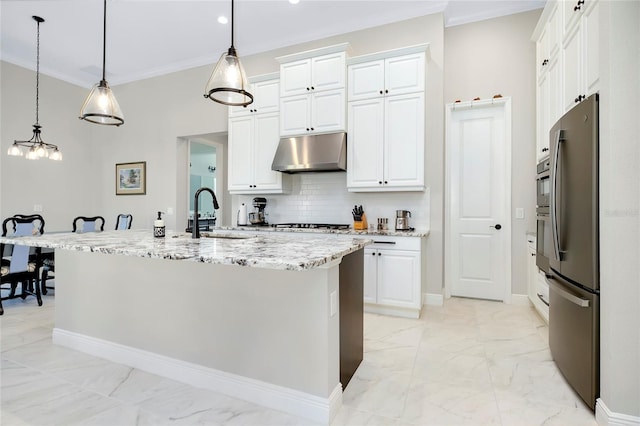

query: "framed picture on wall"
(116, 161), (146, 195)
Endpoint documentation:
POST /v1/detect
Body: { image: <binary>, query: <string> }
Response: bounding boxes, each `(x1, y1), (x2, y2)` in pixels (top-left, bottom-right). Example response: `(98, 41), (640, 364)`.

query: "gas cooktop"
(272, 223), (351, 230)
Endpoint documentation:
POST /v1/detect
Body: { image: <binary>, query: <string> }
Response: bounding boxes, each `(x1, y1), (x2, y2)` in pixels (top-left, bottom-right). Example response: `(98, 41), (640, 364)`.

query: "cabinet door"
(311, 89), (345, 134)
(562, 23), (582, 113)
(384, 93), (425, 189)
(253, 113), (282, 190)
(377, 249), (420, 309)
(311, 52), (345, 92)
(253, 79), (280, 114)
(228, 116), (254, 191)
(385, 52), (425, 96)
(347, 98), (385, 189)
(280, 59), (311, 97)
(363, 248), (377, 304)
(537, 67), (551, 161)
(280, 94), (311, 136)
(527, 244), (538, 304)
(582, 1), (599, 96)
(348, 60), (385, 101)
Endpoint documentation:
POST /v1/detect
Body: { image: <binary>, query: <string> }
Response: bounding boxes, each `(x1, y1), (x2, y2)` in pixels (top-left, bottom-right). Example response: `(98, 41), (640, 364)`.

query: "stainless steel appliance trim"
(550, 129), (564, 262)
(271, 132), (347, 173)
(548, 278), (590, 308)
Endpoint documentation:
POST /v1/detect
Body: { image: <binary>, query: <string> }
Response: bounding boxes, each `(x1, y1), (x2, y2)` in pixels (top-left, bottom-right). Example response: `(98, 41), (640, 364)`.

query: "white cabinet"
(561, 0), (600, 112)
(230, 76), (280, 117)
(279, 89), (345, 136)
(277, 44), (349, 136)
(347, 52), (425, 101)
(527, 235), (549, 324)
(347, 93), (425, 191)
(346, 45), (427, 192)
(363, 236), (422, 318)
(228, 112), (290, 194)
(280, 52), (346, 97)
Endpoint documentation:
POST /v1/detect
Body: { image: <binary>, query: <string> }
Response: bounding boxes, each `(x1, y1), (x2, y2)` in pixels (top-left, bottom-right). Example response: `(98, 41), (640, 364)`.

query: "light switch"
(515, 208), (524, 219)
(167, 207), (174, 215)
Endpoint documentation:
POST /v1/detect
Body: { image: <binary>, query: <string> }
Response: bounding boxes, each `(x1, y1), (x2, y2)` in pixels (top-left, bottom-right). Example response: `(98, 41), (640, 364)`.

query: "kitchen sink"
(173, 232), (253, 240)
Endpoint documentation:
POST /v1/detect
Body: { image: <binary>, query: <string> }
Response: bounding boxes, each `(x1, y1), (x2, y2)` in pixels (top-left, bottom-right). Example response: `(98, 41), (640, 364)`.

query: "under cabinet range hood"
(271, 132), (347, 173)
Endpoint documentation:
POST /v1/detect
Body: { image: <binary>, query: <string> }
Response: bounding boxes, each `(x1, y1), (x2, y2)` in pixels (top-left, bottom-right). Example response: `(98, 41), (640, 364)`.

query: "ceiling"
(0, 0), (544, 88)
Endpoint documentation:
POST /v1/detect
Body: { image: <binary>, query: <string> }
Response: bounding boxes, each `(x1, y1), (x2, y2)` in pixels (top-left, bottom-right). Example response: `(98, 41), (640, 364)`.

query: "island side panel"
(53, 250), (340, 398)
(339, 249), (364, 389)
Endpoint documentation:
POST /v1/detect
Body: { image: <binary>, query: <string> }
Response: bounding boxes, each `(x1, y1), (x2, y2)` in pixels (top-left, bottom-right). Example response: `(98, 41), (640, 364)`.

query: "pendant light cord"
(35, 17), (40, 126)
(230, 0), (235, 50)
(102, 0), (107, 82)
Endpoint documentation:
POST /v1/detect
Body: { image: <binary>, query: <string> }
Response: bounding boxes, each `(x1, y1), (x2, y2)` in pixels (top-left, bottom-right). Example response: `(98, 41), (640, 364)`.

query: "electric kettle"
(395, 210), (412, 231)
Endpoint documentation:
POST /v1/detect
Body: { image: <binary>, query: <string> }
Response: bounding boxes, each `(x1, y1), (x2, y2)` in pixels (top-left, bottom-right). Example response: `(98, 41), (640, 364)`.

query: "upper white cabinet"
(346, 45), (428, 192)
(277, 43), (350, 136)
(230, 77), (280, 117)
(562, 0), (599, 112)
(347, 52), (425, 101)
(532, 0), (599, 162)
(228, 75), (290, 195)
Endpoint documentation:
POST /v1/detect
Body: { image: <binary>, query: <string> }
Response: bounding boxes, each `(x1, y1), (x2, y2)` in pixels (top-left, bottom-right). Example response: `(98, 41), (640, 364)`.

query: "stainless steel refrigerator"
(548, 93), (599, 410)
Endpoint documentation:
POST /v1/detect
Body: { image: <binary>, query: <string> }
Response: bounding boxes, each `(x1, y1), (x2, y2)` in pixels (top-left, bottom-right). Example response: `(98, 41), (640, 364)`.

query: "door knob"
(490, 224), (502, 230)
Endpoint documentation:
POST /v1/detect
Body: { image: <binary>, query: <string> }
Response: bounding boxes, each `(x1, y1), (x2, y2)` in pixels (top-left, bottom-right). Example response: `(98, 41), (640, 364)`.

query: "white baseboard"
(510, 293), (531, 306)
(365, 304), (420, 319)
(423, 293), (444, 306)
(596, 399), (640, 425)
(53, 328), (342, 425)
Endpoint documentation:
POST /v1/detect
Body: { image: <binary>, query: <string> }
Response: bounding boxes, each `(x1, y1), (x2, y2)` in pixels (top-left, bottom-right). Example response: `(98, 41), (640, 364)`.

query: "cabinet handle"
(385, 89), (389, 94)
(575, 94), (586, 103)
(379, 90), (383, 95)
(378, 181), (383, 185)
(306, 128), (310, 131)
(536, 293), (550, 307)
(310, 127), (314, 131)
(384, 181), (388, 184)
(373, 241), (396, 245)
(542, 147), (549, 152)
(311, 86), (315, 90)
(371, 252), (376, 256)
(490, 224), (502, 230)
(574, 0), (584, 11)
(531, 253), (536, 257)
(306, 87), (310, 91)
(378, 253), (382, 256)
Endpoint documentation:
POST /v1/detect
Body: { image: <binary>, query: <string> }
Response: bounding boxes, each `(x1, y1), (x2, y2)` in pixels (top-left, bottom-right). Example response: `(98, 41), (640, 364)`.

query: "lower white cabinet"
(363, 236), (422, 318)
(527, 235), (549, 323)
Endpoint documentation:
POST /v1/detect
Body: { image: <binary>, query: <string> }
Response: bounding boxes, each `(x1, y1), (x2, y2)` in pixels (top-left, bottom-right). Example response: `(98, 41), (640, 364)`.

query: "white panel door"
(253, 113), (281, 190)
(228, 116), (254, 191)
(448, 103), (509, 301)
(347, 60), (385, 101)
(280, 94), (310, 136)
(311, 89), (345, 134)
(280, 59), (310, 97)
(347, 98), (384, 188)
(363, 248), (377, 304)
(563, 23), (582, 113)
(384, 93), (425, 188)
(385, 52), (425, 96)
(311, 52), (345, 92)
(377, 249), (420, 308)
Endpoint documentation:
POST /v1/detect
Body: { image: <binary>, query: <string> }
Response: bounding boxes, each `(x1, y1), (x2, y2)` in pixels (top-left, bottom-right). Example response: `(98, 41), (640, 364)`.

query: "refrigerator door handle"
(551, 129), (564, 261)
(548, 278), (590, 308)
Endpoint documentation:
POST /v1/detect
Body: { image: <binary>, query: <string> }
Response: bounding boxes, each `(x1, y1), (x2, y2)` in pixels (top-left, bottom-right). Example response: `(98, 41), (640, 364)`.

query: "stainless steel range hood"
(271, 132), (347, 173)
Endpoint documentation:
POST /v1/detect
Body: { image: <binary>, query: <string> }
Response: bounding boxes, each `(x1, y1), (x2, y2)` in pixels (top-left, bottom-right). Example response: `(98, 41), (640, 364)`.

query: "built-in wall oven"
(536, 157), (551, 274)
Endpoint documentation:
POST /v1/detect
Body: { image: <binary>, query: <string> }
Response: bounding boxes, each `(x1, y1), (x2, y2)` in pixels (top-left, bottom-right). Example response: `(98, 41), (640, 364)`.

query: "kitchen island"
(0, 230), (369, 424)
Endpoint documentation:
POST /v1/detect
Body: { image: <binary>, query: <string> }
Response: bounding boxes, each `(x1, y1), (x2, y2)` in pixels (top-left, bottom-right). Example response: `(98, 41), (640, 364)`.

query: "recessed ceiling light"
(289, 0), (300, 4)
(217, 15), (228, 24)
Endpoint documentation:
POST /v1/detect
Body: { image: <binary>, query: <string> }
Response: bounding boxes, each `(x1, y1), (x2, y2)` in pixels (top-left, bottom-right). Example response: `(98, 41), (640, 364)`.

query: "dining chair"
(72, 216), (105, 233)
(1, 215), (45, 315)
(115, 213), (132, 230)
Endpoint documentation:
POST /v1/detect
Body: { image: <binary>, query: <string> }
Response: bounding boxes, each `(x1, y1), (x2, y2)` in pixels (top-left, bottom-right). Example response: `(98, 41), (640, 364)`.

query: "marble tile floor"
(1, 292), (597, 426)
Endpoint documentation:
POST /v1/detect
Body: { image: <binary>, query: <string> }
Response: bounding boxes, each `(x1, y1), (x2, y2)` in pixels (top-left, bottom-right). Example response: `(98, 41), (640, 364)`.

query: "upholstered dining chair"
(1, 214), (45, 315)
(115, 214), (132, 230)
(72, 216), (105, 233)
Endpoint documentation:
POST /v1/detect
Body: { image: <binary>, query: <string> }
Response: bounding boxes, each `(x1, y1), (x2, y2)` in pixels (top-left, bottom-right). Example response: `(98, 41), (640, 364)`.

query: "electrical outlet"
(329, 291), (337, 317)
(33, 204), (43, 212)
(515, 207), (524, 219)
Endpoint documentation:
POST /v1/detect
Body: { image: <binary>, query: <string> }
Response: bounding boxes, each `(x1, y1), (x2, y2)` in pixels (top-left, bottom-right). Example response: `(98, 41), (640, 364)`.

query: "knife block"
(353, 213), (368, 230)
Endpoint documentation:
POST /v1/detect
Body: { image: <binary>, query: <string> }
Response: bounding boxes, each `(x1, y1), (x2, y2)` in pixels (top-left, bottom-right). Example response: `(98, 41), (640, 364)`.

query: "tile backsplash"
(236, 172), (430, 230)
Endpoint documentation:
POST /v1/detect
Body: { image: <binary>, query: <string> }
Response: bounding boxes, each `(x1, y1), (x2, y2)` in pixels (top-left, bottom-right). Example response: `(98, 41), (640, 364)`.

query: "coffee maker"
(395, 210), (412, 231)
(249, 197), (268, 225)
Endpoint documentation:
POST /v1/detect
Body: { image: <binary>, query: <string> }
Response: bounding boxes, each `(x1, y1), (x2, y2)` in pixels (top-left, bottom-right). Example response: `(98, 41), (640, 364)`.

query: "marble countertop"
(0, 230), (371, 271)
(216, 225), (429, 238)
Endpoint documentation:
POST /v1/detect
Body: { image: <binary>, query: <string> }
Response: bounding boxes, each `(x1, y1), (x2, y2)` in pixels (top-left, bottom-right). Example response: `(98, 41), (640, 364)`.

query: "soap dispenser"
(154, 211), (165, 238)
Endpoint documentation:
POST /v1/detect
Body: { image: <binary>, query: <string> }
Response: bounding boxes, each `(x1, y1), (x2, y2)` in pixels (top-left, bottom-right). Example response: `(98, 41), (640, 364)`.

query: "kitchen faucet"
(192, 187), (220, 239)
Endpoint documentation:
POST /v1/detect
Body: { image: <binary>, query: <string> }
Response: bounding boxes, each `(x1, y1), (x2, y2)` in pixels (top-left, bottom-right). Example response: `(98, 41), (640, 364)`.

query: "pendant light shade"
(204, 0), (253, 107)
(8, 16), (62, 161)
(80, 0), (124, 126)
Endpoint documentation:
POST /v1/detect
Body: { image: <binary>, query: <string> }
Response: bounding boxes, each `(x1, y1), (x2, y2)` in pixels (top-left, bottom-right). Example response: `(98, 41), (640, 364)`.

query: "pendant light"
(79, 0), (124, 126)
(204, 0), (253, 107)
(8, 16), (62, 161)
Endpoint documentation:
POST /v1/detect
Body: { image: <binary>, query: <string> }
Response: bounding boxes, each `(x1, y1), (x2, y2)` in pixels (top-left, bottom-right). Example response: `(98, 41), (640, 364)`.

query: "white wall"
(598, 0), (640, 419)
(0, 62), (101, 231)
(444, 9), (540, 296)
